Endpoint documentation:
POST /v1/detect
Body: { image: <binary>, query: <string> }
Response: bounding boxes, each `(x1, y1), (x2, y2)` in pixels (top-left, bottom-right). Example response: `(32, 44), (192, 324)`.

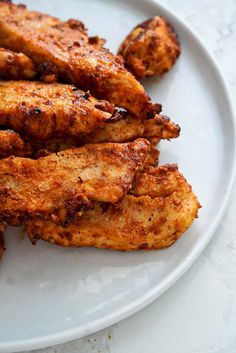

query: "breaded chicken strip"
(0, 47), (37, 80)
(0, 1), (161, 118)
(0, 81), (118, 140)
(0, 223), (6, 260)
(25, 165), (200, 250)
(0, 139), (150, 226)
(81, 114), (180, 144)
(30, 114), (180, 157)
(0, 129), (32, 158)
(118, 16), (180, 79)
(33, 136), (160, 166)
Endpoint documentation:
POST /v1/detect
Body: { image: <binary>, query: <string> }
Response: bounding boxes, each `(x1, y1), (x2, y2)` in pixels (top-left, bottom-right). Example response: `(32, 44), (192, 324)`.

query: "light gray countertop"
(31, 1), (236, 352)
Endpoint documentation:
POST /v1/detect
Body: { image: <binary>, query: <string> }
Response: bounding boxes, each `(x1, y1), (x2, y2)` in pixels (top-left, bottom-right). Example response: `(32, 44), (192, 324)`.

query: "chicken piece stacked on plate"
(0, 1), (200, 259)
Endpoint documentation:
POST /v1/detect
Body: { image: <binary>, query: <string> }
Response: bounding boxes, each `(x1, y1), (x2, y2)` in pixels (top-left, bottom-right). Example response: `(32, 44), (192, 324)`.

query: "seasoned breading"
(33, 137), (159, 166)
(29, 114), (179, 157)
(0, 47), (37, 80)
(81, 114), (180, 144)
(0, 139), (150, 226)
(0, 81), (118, 140)
(0, 223), (6, 260)
(0, 129), (32, 158)
(25, 164), (200, 250)
(143, 145), (159, 167)
(130, 164), (184, 197)
(118, 16), (181, 79)
(0, 1), (161, 118)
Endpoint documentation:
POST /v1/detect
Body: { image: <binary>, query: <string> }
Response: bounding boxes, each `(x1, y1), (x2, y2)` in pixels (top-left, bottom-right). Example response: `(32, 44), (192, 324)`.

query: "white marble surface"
(28, 1), (236, 353)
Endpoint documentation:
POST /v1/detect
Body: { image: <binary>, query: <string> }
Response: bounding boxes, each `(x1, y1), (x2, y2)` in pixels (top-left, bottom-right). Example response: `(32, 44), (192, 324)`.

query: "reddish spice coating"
(25, 164), (200, 251)
(118, 16), (181, 79)
(0, 2), (161, 118)
(0, 47), (37, 79)
(0, 129), (32, 158)
(0, 81), (118, 140)
(0, 139), (150, 226)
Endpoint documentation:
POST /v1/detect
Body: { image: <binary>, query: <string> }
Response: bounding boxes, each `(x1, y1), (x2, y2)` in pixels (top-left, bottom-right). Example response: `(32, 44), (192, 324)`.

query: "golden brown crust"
(0, 222), (6, 260)
(131, 164), (181, 197)
(65, 18), (87, 35)
(0, 139), (150, 226)
(81, 113), (180, 144)
(29, 113), (179, 157)
(25, 165), (200, 250)
(33, 137), (159, 166)
(0, 129), (32, 158)
(0, 2), (161, 118)
(0, 81), (118, 140)
(118, 16), (181, 79)
(0, 47), (37, 79)
(143, 145), (159, 168)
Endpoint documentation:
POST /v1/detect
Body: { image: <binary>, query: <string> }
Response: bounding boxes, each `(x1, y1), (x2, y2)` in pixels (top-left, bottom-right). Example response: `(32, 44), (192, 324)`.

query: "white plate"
(0, 0), (235, 352)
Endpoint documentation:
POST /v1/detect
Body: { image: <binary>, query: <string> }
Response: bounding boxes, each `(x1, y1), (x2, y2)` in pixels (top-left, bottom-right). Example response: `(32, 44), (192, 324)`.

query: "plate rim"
(1, 0), (236, 351)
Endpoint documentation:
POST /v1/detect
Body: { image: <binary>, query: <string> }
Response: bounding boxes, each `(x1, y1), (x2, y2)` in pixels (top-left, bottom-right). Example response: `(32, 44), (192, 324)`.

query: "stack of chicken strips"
(0, 1), (200, 259)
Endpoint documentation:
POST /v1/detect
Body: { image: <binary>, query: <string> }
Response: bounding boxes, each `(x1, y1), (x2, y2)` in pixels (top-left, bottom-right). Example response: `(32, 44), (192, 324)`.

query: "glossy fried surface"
(0, 139), (150, 226)
(0, 130), (32, 158)
(0, 2), (161, 118)
(0, 47), (37, 80)
(0, 81), (117, 140)
(0, 223), (6, 260)
(25, 164), (200, 250)
(118, 16), (181, 79)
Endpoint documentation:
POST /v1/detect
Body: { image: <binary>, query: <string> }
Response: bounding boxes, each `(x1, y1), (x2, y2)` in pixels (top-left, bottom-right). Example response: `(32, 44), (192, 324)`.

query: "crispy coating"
(131, 164), (183, 197)
(33, 137), (159, 166)
(0, 2), (161, 118)
(25, 164), (200, 250)
(0, 129), (32, 158)
(64, 18), (88, 35)
(143, 145), (159, 167)
(118, 16), (181, 79)
(0, 47), (37, 79)
(0, 223), (6, 260)
(30, 114), (179, 157)
(0, 81), (118, 140)
(81, 114), (180, 144)
(0, 139), (150, 226)
(88, 35), (106, 48)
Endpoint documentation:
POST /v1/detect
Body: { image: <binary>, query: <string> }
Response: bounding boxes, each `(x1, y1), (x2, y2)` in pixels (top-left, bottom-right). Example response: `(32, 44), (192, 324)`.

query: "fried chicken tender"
(0, 139), (150, 226)
(24, 111), (178, 157)
(0, 223), (6, 260)
(0, 129), (32, 158)
(0, 81), (118, 140)
(0, 1), (161, 118)
(25, 164), (200, 250)
(0, 47), (37, 79)
(81, 114), (180, 144)
(118, 16), (181, 79)
(30, 113), (180, 157)
(32, 135), (160, 165)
